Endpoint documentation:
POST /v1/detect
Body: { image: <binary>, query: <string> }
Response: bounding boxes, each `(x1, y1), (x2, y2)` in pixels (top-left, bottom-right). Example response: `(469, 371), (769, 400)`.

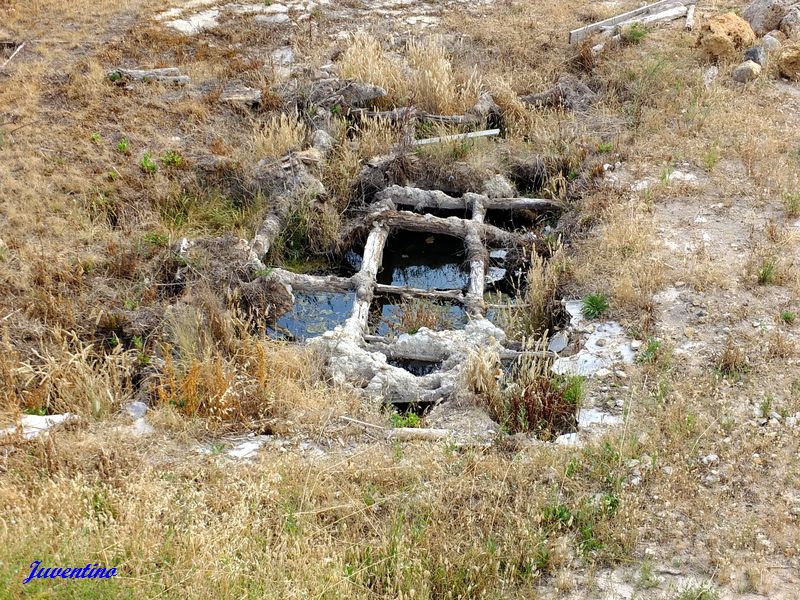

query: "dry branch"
(0, 42), (25, 71)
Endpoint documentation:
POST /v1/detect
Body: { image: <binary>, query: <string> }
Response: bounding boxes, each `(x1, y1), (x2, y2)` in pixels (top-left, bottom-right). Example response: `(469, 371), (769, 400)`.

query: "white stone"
(701, 453), (719, 465)
(125, 401), (148, 419)
(167, 9), (221, 34)
(578, 408), (623, 428)
(255, 13), (290, 24)
(668, 170), (698, 183)
(0, 413), (76, 440)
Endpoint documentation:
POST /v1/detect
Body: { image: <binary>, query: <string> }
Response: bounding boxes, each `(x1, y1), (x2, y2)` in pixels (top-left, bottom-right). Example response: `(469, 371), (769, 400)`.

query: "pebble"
(631, 340), (643, 350)
(125, 401), (148, 419)
(595, 368), (611, 378)
(763, 34), (782, 53)
(548, 331), (569, 353)
(595, 338), (607, 347)
(684, 327), (695, 338)
(615, 369), (627, 378)
(732, 60), (762, 83)
(743, 45), (767, 67)
(701, 453), (719, 465)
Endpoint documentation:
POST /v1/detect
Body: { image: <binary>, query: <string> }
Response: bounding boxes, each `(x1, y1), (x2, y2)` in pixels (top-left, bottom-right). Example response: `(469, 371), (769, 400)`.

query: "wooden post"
(343, 224), (388, 338)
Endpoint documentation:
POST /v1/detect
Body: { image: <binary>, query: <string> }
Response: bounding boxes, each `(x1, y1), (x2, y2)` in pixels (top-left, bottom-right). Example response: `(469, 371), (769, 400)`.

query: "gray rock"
(480, 174), (516, 199)
(311, 129), (335, 156)
(744, 45), (768, 65)
(125, 401), (148, 419)
(781, 7), (800, 39)
(255, 13), (290, 24)
(732, 60), (762, 82)
(763, 33), (783, 51)
(743, 0), (796, 36)
(703, 65), (719, 89)
(548, 331), (569, 353)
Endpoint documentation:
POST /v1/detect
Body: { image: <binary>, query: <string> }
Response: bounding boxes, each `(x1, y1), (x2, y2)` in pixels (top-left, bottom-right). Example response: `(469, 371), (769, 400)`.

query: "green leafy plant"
(116, 137), (130, 154)
(784, 192), (800, 218)
(780, 310), (796, 325)
(597, 142), (613, 153)
(672, 583), (719, 600)
(757, 259), (777, 285)
(621, 22), (648, 44)
(390, 411), (421, 428)
(637, 338), (662, 364)
(140, 151), (158, 174)
(581, 293), (609, 319)
(90, 132), (102, 143)
(161, 150), (183, 168)
(143, 232), (169, 247)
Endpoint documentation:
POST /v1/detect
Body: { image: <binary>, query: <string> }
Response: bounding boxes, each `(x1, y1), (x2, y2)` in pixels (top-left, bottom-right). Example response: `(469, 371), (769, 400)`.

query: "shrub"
(581, 293), (609, 319)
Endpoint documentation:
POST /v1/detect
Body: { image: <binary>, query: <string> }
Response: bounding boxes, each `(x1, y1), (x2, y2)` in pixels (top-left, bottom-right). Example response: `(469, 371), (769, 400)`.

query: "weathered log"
(365, 336), (556, 363)
(464, 198), (487, 317)
(374, 283), (465, 302)
(363, 209), (532, 248)
(376, 185), (563, 213)
(109, 67), (190, 84)
(343, 225), (389, 338)
(339, 416), (454, 442)
(685, 3), (696, 30)
(375, 185), (470, 211)
(386, 427), (453, 441)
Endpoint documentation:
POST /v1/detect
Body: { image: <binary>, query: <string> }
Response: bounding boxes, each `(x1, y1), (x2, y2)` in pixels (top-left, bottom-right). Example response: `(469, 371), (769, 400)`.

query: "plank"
(568, 0), (688, 44)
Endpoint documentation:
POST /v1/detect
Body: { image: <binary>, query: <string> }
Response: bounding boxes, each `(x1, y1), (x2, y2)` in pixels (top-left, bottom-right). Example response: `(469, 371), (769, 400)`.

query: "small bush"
(715, 336), (748, 377)
(161, 150), (183, 168)
(784, 193), (800, 218)
(621, 22), (648, 44)
(581, 293), (609, 319)
(390, 410), (421, 428)
(467, 343), (583, 440)
(757, 259), (777, 285)
(780, 310), (796, 325)
(140, 151), (158, 174)
(116, 137), (130, 154)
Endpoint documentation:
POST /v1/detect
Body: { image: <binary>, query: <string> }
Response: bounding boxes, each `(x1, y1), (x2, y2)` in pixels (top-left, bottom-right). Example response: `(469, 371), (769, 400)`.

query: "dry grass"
(250, 113), (308, 159)
(338, 33), (481, 113)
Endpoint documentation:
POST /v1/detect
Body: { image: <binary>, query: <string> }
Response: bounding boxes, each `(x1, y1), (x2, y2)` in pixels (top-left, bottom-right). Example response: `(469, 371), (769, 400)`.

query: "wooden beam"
(376, 185), (564, 213)
(464, 198), (487, 317)
(685, 3), (696, 30)
(343, 225), (388, 338)
(413, 128), (500, 147)
(374, 284), (465, 302)
(568, 0), (689, 44)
